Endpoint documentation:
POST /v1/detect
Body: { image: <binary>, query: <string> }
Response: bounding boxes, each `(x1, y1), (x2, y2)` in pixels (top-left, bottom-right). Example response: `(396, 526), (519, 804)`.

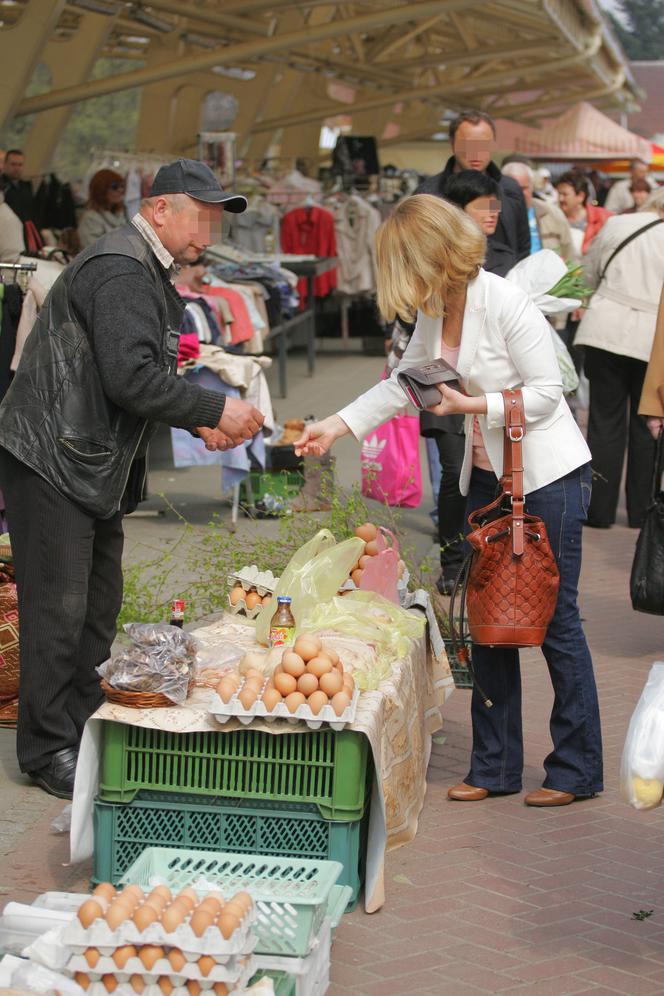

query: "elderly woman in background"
(575, 187), (664, 529)
(295, 194), (601, 807)
(556, 170), (612, 257)
(77, 169), (126, 249)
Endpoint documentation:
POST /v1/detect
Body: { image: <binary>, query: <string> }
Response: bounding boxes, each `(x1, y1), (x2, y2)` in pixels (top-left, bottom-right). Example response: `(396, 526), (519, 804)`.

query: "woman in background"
(78, 169), (126, 249)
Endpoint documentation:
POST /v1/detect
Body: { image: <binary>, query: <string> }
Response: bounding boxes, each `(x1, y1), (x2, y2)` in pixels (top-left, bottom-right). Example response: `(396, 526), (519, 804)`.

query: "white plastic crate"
(253, 918), (331, 996)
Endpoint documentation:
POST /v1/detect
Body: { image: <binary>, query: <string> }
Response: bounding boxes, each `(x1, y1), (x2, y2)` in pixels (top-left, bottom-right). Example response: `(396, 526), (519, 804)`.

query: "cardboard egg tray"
(66, 952), (256, 988)
(209, 682), (359, 732)
(62, 906), (257, 959)
(227, 566), (279, 597)
(71, 973), (252, 995)
(226, 597), (267, 621)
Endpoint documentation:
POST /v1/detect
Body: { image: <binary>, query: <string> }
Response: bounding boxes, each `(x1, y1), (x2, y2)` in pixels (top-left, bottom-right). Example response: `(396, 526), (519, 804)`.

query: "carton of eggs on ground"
(64, 885), (256, 959)
(68, 951), (256, 993)
(210, 635), (359, 731)
(341, 523), (406, 594)
(70, 973), (244, 993)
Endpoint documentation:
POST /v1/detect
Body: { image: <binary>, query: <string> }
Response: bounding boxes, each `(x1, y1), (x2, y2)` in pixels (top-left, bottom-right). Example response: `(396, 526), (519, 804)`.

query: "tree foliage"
(607, 0), (664, 59)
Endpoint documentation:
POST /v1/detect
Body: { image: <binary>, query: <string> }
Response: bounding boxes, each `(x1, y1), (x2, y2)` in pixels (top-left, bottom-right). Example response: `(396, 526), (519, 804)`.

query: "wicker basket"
(100, 678), (194, 710)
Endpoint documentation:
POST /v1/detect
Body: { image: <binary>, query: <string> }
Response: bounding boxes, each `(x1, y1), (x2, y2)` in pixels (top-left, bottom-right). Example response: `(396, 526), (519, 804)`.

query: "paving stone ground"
(1, 352), (663, 994)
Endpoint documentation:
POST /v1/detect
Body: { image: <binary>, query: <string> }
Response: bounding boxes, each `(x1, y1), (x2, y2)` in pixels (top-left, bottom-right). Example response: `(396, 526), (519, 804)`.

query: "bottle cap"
(277, 596), (292, 603)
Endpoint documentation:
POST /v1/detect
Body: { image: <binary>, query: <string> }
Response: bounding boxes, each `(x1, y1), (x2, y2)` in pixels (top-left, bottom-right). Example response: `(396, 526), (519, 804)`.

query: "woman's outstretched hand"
(294, 414), (349, 457)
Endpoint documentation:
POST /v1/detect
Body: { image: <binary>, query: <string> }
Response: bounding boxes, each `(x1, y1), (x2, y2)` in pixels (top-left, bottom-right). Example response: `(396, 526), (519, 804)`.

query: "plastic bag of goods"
(620, 661), (664, 810)
(255, 529), (364, 645)
(97, 622), (197, 704)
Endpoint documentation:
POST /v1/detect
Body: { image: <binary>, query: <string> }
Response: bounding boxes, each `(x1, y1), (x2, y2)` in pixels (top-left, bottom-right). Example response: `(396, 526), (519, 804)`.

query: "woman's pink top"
(440, 341), (492, 472)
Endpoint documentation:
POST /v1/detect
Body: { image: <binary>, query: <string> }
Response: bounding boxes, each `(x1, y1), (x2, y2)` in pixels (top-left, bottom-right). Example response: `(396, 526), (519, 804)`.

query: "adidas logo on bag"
(362, 434), (387, 462)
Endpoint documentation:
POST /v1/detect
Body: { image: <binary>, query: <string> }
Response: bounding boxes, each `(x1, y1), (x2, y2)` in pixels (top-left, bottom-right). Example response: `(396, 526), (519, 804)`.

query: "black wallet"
(397, 357), (461, 409)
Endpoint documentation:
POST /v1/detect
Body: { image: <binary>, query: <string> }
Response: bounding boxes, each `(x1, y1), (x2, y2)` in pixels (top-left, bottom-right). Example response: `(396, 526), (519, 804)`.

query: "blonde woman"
(295, 194), (602, 807)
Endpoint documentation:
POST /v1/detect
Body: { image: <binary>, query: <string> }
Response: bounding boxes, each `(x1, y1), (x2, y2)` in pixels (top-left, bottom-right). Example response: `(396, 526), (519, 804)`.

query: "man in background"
(502, 161), (577, 262)
(417, 109), (530, 269)
(605, 158), (656, 214)
(1, 148), (42, 251)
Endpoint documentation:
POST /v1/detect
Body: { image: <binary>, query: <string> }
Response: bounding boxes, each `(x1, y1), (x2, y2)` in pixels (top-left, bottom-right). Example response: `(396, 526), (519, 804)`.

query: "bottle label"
(269, 625), (295, 649)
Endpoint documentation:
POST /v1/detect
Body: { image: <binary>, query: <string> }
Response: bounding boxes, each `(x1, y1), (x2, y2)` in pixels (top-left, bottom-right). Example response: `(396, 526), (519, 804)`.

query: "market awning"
(514, 101), (652, 161)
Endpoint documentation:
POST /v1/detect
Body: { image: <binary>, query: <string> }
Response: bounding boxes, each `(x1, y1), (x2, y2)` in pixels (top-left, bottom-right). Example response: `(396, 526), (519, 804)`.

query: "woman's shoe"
(447, 782), (489, 801)
(524, 788), (575, 807)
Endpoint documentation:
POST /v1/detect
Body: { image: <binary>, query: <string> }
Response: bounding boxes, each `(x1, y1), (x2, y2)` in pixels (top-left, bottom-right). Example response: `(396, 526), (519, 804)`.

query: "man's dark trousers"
(1, 449), (123, 773)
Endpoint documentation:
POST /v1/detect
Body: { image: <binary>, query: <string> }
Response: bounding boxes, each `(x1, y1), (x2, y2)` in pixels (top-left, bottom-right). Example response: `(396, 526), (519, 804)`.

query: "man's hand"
(196, 426), (234, 451)
(218, 396), (264, 445)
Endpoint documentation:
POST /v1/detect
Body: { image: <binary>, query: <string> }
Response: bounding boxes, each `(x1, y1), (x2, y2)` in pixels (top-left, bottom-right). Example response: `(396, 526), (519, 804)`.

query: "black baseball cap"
(149, 158), (247, 213)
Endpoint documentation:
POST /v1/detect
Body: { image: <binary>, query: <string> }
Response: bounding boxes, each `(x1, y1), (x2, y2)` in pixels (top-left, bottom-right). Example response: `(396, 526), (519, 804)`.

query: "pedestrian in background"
(78, 169), (127, 249)
(575, 187), (664, 528)
(556, 170), (612, 257)
(0, 148), (42, 252)
(604, 158), (657, 214)
(621, 177), (651, 213)
(502, 162), (576, 263)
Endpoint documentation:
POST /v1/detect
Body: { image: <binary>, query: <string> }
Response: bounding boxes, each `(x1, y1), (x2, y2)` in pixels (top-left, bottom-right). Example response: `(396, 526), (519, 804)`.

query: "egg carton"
(62, 907), (257, 959)
(209, 684), (359, 732)
(66, 953), (256, 988)
(74, 976), (251, 995)
(227, 566), (280, 597)
(226, 597), (266, 621)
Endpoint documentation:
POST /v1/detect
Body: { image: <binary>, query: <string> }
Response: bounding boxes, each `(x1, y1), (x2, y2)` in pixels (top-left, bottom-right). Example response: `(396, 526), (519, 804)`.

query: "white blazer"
(338, 268), (591, 496)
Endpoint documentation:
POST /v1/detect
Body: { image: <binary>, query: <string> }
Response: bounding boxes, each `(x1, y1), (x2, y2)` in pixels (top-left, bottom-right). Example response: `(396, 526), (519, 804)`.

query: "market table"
(70, 613), (452, 913)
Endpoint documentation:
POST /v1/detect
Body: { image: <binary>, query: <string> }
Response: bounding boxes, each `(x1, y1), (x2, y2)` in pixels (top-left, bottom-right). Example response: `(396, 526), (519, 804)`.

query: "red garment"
(582, 203), (613, 255)
(178, 332), (200, 365)
(280, 206), (337, 304)
(203, 285), (254, 345)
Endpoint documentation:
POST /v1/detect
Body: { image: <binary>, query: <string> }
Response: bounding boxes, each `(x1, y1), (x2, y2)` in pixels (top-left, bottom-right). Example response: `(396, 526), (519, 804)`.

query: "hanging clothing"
(0, 197), (25, 262)
(0, 284), (23, 403)
(230, 198), (280, 254)
(280, 206), (337, 304)
(33, 174), (77, 231)
(78, 208), (127, 249)
(331, 196), (381, 295)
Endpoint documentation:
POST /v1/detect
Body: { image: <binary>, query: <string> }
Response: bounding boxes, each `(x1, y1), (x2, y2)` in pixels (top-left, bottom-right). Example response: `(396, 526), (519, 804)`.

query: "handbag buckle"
(507, 426), (524, 442)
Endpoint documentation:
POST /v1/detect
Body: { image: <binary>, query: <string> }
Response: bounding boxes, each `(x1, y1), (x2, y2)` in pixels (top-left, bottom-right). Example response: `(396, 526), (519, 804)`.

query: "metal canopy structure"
(0, 0), (640, 175)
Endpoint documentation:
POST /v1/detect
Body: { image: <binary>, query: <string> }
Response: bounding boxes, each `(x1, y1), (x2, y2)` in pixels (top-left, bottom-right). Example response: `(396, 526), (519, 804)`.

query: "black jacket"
(0, 225), (223, 518)
(1, 176), (36, 224)
(417, 157), (531, 275)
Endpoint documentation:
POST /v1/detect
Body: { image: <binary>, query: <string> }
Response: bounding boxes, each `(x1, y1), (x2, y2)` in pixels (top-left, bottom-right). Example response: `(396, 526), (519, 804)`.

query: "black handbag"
(630, 428), (664, 614)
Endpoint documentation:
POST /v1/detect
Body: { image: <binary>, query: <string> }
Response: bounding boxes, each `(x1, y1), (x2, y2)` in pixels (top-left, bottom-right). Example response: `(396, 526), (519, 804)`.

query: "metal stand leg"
(278, 330), (287, 398)
(307, 275), (316, 376)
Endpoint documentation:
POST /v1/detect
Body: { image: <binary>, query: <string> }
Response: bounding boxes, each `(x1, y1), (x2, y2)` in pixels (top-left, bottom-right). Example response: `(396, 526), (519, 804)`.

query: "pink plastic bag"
(358, 527), (400, 604)
(361, 415), (422, 508)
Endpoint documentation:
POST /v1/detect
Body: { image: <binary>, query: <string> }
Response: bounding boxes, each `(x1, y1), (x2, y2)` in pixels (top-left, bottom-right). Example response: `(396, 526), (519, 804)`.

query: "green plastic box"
(444, 637), (473, 689)
(248, 469), (304, 501)
(93, 793), (365, 909)
(100, 723), (370, 821)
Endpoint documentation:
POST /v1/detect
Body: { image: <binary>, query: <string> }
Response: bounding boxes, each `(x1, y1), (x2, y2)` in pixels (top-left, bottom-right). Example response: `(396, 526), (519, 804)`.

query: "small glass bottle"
(269, 596), (296, 648)
(170, 599), (185, 628)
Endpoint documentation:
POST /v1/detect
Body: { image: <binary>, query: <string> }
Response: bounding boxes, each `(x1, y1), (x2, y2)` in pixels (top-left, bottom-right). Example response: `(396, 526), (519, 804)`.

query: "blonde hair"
(375, 194), (486, 323)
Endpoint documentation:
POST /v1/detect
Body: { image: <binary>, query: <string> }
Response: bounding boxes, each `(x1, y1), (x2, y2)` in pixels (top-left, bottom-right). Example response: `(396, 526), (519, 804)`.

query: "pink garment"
(176, 287), (229, 341)
(440, 340), (492, 472)
(178, 332), (200, 365)
(203, 285), (254, 345)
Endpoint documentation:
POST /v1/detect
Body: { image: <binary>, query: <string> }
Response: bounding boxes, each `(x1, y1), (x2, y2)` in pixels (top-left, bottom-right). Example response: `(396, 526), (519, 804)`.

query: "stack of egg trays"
(62, 905), (257, 993)
(227, 565), (279, 620)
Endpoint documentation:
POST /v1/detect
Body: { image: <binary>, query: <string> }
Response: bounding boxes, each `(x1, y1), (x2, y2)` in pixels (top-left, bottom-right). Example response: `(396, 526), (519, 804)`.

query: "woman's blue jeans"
(464, 464), (604, 796)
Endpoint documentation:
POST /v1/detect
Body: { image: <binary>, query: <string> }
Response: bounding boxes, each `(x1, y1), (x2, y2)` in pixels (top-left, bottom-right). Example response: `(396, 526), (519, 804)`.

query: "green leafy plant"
(547, 262), (593, 303)
(632, 909), (654, 921)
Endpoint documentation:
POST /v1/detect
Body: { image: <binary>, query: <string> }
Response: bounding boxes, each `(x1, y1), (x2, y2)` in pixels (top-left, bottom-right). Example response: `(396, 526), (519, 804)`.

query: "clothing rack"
(0, 261), (38, 289)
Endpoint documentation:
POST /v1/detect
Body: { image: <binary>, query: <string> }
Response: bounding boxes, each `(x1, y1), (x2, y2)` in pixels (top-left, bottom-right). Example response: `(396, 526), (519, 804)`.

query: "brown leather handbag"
(450, 389), (560, 705)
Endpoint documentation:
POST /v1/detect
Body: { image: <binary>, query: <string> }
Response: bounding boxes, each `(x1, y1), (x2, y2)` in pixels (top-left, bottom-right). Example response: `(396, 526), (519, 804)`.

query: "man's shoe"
(448, 782), (489, 801)
(524, 788), (576, 807)
(28, 746), (78, 800)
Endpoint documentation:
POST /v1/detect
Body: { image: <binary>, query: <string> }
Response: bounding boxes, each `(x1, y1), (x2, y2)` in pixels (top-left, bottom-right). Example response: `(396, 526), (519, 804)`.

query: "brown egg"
(74, 973), (90, 991)
(217, 678), (237, 704)
(365, 539), (380, 557)
(230, 586), (246, 605)
(293, 635), (322, 662)
(179, 887), (198, 902)
(78, 899), (104, 928)
(245, 591), (261, 610)
(232, 891), (253, 912)
(274, 671), (297, 696)
(308, 690), (329, 715)
(160, 904), (184, 934)
(133, 904), (159, 932)
(319, 670), (343, 697)
(187, 983), (202, 996)
(243, 676), (263, 692)
(331, 691), (351, 716)
(343, 675), (355, 694)
(397, 558), (406, 578)
(190, 909), (214, 936)
(282, 651), (306, 678)
(105, 901), (130, 931)
(207, 890), (226, 905)
(144, 895), (167, 915)
(174, 893), (196, 913)
(102, 976), (118, 993)
(83, 948), (101, 969)
(198, 955), (216, 977)
(297, 672), (318, 697)
(222, 900), (245, 919)
(285, 691), (306, 714)
(355, 522), (378, 542)
(351, 568), (363, 587)
(238, 686), (257, 710)
(262, 594), (272, 608)
(112, 945), (137, 969)
(139, 945), (164, 970)
(121, 884), (144, 904)
(212, 986), (228, 996)
(320, 646), (340, 666)
(197, 896), (222, 918)
(130, 977), (146, 994)
(217, 912), (241, 938)
(261, 688), (282, 712)
(358, 554), (372, 570)
(151, 885), (172, 903)
(158, 978), (174, 995)
(307, 656), (333, 679)
(93, 883), (116, 902)
(167, 948), (187, 971)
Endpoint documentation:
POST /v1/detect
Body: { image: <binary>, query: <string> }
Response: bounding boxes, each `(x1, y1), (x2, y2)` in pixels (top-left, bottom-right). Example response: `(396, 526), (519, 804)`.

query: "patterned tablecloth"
(70, 613), (453, 912)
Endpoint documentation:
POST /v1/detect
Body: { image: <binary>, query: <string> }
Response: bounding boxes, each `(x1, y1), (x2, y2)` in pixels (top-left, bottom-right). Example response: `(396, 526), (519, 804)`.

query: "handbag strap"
(651, 426), (664, 501)
(599, 219), (664, 284)
(500, 389), (525, 556)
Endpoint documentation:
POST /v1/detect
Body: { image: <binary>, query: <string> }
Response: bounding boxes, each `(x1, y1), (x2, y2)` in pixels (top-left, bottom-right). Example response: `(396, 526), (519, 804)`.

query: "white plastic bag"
(620, 661), (664, 810)
(506, 249), (581, 316)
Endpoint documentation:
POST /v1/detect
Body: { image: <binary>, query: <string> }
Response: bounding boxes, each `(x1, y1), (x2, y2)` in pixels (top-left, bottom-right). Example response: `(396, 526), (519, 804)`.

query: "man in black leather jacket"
(0, 160), (264, 799)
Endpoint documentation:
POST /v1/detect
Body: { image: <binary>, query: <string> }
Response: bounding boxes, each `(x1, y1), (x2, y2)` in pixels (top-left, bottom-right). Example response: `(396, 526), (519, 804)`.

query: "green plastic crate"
(250, 971), (295, 996)
(93, 793), (364, 908)
(100, 722), (370, 821)
(120, 846), (343, 957)
(444, 637), (473, 690)
(248, 470), (304, 501)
